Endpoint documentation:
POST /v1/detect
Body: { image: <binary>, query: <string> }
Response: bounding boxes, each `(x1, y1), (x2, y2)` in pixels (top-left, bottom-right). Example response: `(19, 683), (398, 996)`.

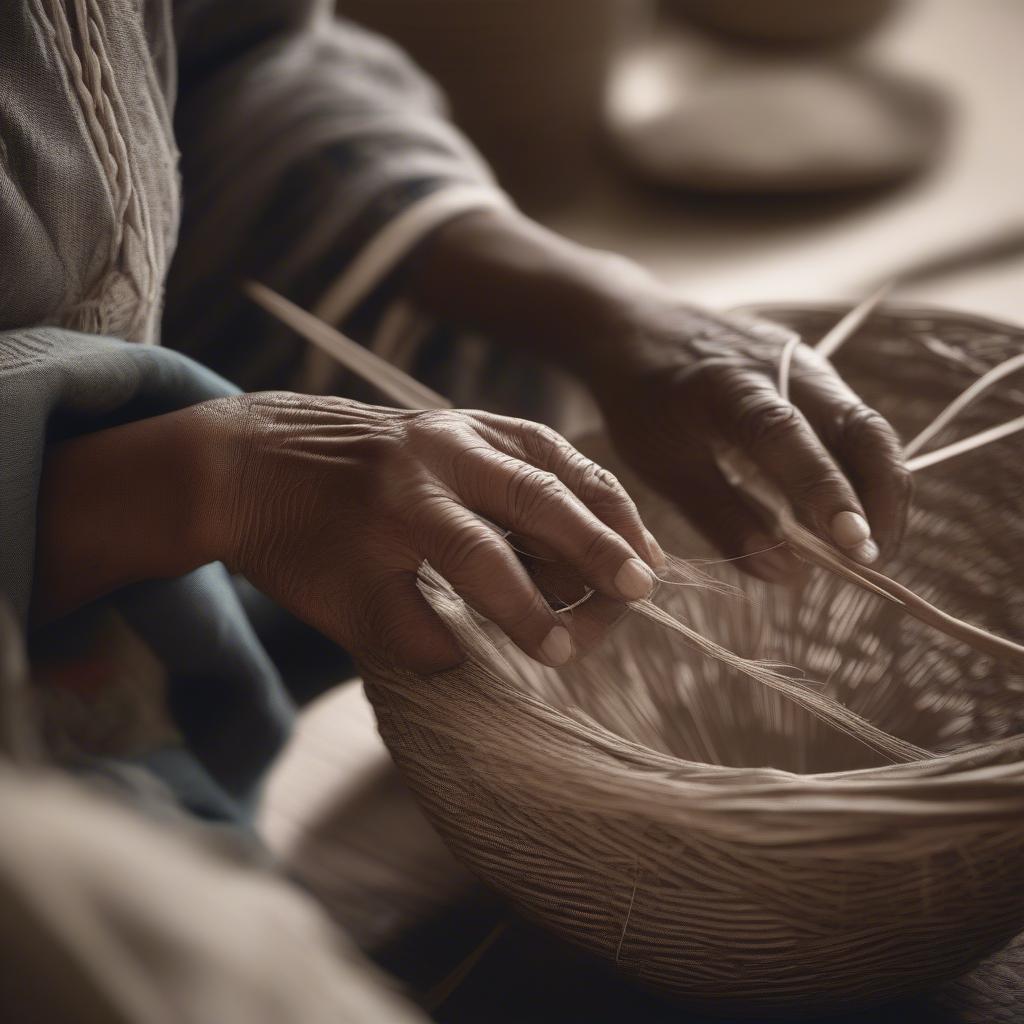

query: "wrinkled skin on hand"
(195, 394), (664, 674)
(403, 209), (910, 582)
(589, 304), (912, 582)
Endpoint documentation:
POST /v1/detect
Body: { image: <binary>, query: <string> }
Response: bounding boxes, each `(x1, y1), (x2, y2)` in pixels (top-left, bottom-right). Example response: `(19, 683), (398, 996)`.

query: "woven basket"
(363, 304), (1024, 1018)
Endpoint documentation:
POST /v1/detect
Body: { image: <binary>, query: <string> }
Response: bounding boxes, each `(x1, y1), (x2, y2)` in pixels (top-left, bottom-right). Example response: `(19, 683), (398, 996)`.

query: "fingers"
(461, 451), (658, 602)
(411, 499), (576, 667)
(444, 418), (660, 599)
(467, 415), (664, 571)
(787, 358), (912, 557)
(659, 457), (803, 583)
(534, 437), (667, 573)
(830, 408), (912, 556)
(715, 367), (882, 565)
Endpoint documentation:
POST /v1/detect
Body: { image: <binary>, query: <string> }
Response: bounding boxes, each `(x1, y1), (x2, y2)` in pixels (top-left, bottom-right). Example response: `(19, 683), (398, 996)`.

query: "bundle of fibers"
(361, 305), (1024, 1018)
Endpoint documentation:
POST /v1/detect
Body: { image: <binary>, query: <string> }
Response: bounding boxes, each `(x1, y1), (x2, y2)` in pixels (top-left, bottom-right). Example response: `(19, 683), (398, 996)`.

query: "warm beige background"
(549, 0), (1024, 322)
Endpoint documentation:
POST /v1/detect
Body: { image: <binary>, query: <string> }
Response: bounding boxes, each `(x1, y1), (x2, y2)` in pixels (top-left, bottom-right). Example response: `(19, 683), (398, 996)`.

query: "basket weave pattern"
(364, 306), (1024, 1017)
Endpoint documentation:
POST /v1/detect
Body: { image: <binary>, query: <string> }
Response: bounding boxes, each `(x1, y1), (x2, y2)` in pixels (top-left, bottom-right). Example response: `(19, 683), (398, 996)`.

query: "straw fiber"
(363, 305), (1024, 1017)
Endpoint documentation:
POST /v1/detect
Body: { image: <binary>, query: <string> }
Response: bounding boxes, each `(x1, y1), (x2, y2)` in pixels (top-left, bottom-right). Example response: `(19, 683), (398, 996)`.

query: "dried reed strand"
(905, 351), (1024, 457)
(906, 413), (1024, 473)
(716, 445), (1024, 673)
(629, 598), (928, 763)
(245, 280), (452, 411)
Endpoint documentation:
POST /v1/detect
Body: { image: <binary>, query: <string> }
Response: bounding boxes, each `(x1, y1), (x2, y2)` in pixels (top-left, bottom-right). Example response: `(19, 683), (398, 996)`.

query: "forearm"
(31, 411), (211, 624)
(404, 207), (670, 383)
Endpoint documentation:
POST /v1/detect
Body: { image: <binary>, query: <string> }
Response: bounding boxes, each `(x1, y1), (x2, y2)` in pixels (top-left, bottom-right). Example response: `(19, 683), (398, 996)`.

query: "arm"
(0, 329), (292, 797)
(166, 2), (908, 576)
(31, 395), (663, 673)
(402, 207), (912, 581)
(31, 412), (208, 624)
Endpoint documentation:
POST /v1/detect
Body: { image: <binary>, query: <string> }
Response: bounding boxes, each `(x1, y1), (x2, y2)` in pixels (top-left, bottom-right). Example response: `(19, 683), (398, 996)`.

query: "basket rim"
(366, 664), (1024, 842)
(731, 299), (1024, 335)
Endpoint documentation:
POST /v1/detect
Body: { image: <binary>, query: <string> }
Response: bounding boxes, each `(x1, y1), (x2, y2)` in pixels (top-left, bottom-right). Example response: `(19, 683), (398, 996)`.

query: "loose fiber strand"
(629, 598), (929, 763)
(904, 351), (1024, 457)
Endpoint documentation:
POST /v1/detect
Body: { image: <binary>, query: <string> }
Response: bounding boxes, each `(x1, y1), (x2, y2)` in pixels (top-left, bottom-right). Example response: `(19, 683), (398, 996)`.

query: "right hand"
(191, 393), (663, 673)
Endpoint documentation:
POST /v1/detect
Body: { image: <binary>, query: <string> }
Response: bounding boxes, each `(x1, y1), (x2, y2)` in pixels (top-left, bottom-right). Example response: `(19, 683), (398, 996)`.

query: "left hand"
(586, 299), (911, 582)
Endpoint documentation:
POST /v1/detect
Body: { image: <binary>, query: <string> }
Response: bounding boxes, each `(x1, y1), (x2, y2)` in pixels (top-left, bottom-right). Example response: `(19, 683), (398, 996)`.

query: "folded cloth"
(0, 329), (294, 801)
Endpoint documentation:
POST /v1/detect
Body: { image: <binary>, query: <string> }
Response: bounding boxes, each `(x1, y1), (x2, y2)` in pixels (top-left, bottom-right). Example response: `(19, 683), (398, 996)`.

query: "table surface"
(259, 2), (1024, 1019)
(547, 0), (1024, 326)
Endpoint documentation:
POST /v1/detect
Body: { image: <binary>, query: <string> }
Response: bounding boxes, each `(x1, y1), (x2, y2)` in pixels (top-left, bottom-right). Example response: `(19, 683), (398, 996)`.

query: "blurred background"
(340, 0), (1024, 322)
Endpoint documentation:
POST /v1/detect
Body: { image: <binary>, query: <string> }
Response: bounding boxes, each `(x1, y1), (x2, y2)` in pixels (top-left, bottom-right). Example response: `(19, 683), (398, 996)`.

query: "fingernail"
(540, 625), (573, 666)
(849, 538), (880, 565)
(642, 529), (668, 574)
(615, 557), (656, 600)
(830, 511), (872, 549)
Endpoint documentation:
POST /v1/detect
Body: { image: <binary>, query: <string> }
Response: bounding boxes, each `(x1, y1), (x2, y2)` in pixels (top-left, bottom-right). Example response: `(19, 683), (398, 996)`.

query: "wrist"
(405, 206), (668, 381)
(115, 408), (215, 580)
(171, 396), (251, 572)
(31, 406), (217, 622)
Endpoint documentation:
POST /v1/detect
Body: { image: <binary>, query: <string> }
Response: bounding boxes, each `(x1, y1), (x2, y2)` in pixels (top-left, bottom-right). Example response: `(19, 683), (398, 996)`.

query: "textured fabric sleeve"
(165, 0), (509, 389)
(0, 329), (293, 798)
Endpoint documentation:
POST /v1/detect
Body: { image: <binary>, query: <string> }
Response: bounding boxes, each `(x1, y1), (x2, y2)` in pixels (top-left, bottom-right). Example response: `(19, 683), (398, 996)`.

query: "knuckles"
(520, 422), (569, 460)
(405, 408), (464, 442)
(427, 520), (503, 579)
(508, 467), (565, 519)
(734, 393), (804, 450)
(836, 404), (914, 499)
(790, 473), (850, 511)
(557, 446), (619, 496)
(837, 404), (900, 454)
(834, 402), (876, 437)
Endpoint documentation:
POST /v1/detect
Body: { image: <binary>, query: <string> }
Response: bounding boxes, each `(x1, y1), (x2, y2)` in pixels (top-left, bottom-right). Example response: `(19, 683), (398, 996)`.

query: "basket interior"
(503, 307), (1024, 775)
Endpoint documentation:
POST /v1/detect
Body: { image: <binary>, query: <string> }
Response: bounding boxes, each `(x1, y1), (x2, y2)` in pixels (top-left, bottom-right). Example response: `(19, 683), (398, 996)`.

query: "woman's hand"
(586, 303), (912, 582)
(189, 394), (662, 673)
(35, 394), (662, 672)
(406, 208), (911, 581)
